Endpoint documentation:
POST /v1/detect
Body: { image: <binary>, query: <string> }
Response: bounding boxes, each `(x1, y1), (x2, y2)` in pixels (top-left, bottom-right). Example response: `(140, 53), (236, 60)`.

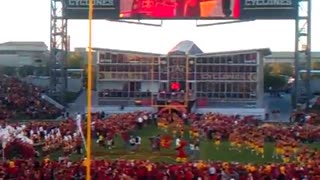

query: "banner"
(240, 0), (298, 19)
(196, 72), (257, 81)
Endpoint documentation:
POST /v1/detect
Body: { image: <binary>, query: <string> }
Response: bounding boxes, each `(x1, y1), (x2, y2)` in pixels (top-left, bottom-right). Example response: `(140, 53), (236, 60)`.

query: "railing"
(98, 91), (151, 98)
(98, 97), (153, 106)
(157, 91), (197, 101)
(196, 92), (257, 99)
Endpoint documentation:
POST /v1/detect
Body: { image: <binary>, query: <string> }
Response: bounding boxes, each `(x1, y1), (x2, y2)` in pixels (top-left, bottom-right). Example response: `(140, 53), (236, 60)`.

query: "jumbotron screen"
(119, 0), (240, 19)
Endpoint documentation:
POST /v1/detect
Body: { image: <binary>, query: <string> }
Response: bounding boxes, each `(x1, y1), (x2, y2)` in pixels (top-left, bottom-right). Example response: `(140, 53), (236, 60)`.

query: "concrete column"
(256, 51), (264, 108)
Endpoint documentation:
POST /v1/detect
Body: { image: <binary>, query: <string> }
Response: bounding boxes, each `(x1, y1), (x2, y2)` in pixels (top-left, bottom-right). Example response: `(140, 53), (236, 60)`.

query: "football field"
(58, 126), (286, 164)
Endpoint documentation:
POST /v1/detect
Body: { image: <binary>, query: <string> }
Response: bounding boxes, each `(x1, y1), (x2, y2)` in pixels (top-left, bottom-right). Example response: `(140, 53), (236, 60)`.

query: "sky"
(0, 0), (319, 54)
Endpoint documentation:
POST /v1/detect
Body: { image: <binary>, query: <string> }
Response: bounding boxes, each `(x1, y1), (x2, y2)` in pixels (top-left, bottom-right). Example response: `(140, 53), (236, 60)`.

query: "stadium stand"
(0, 75), (61, 120)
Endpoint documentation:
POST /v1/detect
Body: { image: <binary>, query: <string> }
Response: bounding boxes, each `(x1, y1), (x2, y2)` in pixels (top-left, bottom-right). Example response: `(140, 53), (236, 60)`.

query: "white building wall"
(0, 55), (33, 67)
(141, 82), (159, 92)
(0, 41), (49, 67)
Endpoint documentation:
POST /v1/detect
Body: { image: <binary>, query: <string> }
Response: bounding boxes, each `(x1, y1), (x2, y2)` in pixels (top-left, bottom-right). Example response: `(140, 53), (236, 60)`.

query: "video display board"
(120, 0), (240, 19)
(63, 0), (298, 20)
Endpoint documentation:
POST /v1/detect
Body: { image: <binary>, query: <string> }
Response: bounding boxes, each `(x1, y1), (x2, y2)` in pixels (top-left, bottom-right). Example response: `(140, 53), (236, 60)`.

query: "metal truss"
(107, 19), (163, 27)
(50, 0), (68, 104)
(293, 0), (312, 109)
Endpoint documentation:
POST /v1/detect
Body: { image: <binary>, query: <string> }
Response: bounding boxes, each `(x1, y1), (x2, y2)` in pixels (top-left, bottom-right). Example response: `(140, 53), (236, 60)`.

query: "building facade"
(95, 41), (270, 117)
(0, 41), (49, 67)
(264, 51), (320, 64)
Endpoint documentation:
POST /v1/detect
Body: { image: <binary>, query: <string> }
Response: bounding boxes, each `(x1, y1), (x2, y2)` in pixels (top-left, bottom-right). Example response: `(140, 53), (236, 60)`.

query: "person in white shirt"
(175, 136), (181, 147)
(76, 113), (82, 128)
(137, 117), (143, 129)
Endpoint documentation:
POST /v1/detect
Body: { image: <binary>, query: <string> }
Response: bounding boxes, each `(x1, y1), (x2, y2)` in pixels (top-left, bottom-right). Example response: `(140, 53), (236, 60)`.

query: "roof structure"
(197, 48), (271, 57)
(168, 40), (203, 55)
(0, 41), (48, 51)
(92, 47), (162, 56)
(88, 41), (271, 58)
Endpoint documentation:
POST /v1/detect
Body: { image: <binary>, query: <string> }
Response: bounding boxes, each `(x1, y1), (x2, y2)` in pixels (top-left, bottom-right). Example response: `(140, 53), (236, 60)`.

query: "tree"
(269, 63), (293, 76)
(312, 60), (320, 70)
(67, 52), (84, 69)
(264, 64), (287, 90)
(264, 74), (287, 90)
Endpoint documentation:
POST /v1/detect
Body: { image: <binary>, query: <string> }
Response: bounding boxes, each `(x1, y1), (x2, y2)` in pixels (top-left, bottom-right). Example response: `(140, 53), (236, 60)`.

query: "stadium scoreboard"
(63, 0), (298, 20)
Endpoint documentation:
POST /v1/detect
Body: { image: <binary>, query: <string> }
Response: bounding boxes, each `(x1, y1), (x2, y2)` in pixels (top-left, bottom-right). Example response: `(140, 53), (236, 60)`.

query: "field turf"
(48, 125), (319, 164)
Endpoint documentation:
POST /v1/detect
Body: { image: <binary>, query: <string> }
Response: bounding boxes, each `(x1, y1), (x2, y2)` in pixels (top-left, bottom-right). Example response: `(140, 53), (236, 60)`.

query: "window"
(232, 82), (239, 92)
(118, 54), (124, 63)
(121, 65), (130, 72)
(220, 56), (227, 64)
(239, 54), (245, 64)
(128, 65), (134, 72)
(153, 66), (159, 72)
(214, 57), (219, 64)
(105, 66), (111, 71)
(111, 54), (118, 63)
(99, 65), (104, 71)
(233, 55), (239, 64)
(110, 65), (117, 71)
(99, 53), (106, 60)
(227, 56), (233, 64)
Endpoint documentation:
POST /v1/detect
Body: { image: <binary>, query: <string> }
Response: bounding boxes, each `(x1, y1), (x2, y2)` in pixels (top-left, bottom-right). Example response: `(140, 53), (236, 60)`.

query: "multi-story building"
(95, 41), (270, 118)
(0, 41), (48, 67)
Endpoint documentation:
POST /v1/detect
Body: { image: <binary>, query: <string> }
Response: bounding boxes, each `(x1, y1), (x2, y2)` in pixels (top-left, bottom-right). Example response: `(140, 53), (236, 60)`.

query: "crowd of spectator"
(2, 157), (320, 179)
(0, 75), (61, 119)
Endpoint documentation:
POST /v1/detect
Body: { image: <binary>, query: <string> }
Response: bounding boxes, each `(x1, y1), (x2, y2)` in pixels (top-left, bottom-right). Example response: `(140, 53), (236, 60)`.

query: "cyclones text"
(68, 0), (114, 7)
(245, 0), (293, 6)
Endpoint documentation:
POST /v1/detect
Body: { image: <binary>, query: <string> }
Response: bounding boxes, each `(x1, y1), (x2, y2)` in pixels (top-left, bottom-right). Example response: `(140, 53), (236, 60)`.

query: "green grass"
(46, 125), (319, 164)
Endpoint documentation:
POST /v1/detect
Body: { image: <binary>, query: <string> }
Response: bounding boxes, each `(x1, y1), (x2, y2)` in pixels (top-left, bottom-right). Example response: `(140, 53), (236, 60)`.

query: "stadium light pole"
(150, 60), (154, 107)
(86, 0), (94, 179)
(294, 0), (312, 110)
(305, 0), (312, 111)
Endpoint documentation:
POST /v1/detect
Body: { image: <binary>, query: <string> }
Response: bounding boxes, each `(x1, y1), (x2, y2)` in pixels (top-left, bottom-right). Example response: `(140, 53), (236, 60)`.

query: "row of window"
(98, 73), (258, 81)
(196, 92), (257, 99)
(98, 52), (258, 65)
(196, 53), (257, 64)
(98, 64), (257, 73)
(97, 91), (256, 99)
(196, 82), (257, 93)
(99, 52), (158, 64)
